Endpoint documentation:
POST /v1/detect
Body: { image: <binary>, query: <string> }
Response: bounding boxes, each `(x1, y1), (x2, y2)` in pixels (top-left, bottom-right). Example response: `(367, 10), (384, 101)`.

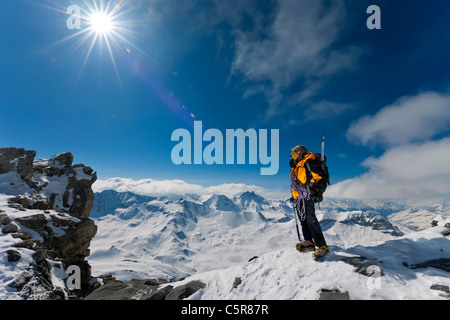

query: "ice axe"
(285, 198), (302, 242)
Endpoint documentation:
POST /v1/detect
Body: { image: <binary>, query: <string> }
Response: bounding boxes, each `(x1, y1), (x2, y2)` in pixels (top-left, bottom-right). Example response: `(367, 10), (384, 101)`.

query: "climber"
(289, 145), (330, 261)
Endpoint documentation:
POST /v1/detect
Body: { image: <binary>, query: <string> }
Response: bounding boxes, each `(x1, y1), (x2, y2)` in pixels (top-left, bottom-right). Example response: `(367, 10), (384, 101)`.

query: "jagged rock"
(16, 214), (48, 232)
(7, 270), (33, 289)
(442, 223), (450, 236)
(2, 223), (19, 233)
(32, 250), (53, 289)
(49, 152), (73, 167)
(85, 279), (169, 300)
(231, 277), (242, 291)
(13, 239), (35, 250)
(146, 286), (173, 300)
(50, 214), (77, 227)
(410, 258), (450, 272)
(165, 281), (206, 300)
(341, 256), (384, 277)
(46, 218), (97, 260)
(430, 284), (449, 292)
(97, 274), (116, 284)
(0, 147), (98, 300)
(11, 230), (32, 240)
(0, 213), (12, 225)
(319, 288), (350, 300)
(84, 279), (204, 301)
(7, 250), (22, 262)
(430, 284), (450, 299)
(0, 148), (97, 219)
(84, 281), (130, 300)
(0, 148), (35, 176)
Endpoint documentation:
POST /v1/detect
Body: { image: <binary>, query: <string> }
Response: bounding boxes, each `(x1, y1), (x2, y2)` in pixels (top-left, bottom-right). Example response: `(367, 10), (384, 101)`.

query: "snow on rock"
(0, 148), (98, 300)
(203, 194), (238, 212)
(0, 148), (97, 219)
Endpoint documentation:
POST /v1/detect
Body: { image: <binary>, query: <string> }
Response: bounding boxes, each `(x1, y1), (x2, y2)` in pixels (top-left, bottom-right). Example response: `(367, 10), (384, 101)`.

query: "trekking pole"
(321, 134), (325, 163)
(286, 198), (302, 242)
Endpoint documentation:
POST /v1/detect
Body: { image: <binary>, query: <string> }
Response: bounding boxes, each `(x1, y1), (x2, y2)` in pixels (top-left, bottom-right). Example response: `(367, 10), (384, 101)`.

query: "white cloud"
(347, 92), (450, 147)
(230, 0), (361, 118)
(304, 101), (354, 121)
(142, 0), (359, 121)
(93, 177), (287, 200)
(327, 137), (450, 205)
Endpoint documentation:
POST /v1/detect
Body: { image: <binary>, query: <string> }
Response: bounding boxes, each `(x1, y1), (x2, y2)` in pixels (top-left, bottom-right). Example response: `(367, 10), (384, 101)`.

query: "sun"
(89, 12), (114, 35)
(38, 0), (150, 86)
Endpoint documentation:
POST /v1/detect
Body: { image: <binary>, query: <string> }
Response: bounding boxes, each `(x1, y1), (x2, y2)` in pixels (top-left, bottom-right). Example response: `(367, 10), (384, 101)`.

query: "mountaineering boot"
(313, 245), (331, 261)
(296, 240), (316, 252)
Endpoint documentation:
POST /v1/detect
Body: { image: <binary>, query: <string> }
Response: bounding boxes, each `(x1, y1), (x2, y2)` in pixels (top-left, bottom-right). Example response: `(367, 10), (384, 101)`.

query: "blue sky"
(1, 0), (450, 200)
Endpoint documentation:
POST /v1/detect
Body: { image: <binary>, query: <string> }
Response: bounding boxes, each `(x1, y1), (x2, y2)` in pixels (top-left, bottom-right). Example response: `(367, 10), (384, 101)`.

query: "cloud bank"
(329, 91), (450, 205)
(93, 177), (287, 200)
(347, 92), (450, 147)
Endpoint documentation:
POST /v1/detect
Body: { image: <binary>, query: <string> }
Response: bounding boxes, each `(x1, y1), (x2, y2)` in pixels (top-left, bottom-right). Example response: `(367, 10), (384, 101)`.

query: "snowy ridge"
(177, 218), (450, 300)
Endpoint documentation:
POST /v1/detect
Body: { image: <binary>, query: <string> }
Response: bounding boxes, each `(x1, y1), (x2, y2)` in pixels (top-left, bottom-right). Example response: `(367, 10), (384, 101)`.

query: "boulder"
(165, 281), (206, 300)
(410, 258), (450, 272)
(7, 250), (22, 262)
(442, 223), (450, 236)
(16, 214), (48, 232)
(0, 213), (12, 225)
(319, 288), (350, 300)
(231, 277), (242, 291)
(49, 152), (73, 167)
(7, 270), (33, 289)
(341, 256), (384, 277)
(2, 223), (19, 234)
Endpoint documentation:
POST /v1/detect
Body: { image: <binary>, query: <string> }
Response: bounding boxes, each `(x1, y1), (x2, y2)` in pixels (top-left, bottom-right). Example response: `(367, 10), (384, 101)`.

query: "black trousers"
(297, 199), (327, 248)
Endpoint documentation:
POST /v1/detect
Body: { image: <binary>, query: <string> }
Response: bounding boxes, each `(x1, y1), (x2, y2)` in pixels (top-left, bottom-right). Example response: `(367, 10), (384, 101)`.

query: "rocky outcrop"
(1, 148), (97, 219)
(84, 278), (206, 300)
(409, 258), (450, 273)
(319, 288), (350, 300)
(0, 147), (98, 300)
(341, 256), (384, 277)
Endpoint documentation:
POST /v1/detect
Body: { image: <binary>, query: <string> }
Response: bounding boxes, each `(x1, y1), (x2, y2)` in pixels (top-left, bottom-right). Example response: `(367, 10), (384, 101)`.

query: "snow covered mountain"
(2, 147), (449, 300)
(87, 188), (450, 297)
(85, 188), (450, 300)
(89, 190), (293, 281)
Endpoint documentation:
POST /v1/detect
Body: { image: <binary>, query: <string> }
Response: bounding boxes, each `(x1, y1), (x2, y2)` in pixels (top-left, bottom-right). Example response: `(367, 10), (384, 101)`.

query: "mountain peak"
(203, 194), (237, 212)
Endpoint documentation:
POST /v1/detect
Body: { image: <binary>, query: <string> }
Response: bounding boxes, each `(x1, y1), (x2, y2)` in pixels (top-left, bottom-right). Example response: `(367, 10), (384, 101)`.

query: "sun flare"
(89, 12), (114, 35)
(39, 0), (149, 86)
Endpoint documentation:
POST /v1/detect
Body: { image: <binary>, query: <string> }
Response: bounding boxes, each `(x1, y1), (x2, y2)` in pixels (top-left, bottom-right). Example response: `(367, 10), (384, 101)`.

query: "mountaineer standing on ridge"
(289, 145), (330, 261)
